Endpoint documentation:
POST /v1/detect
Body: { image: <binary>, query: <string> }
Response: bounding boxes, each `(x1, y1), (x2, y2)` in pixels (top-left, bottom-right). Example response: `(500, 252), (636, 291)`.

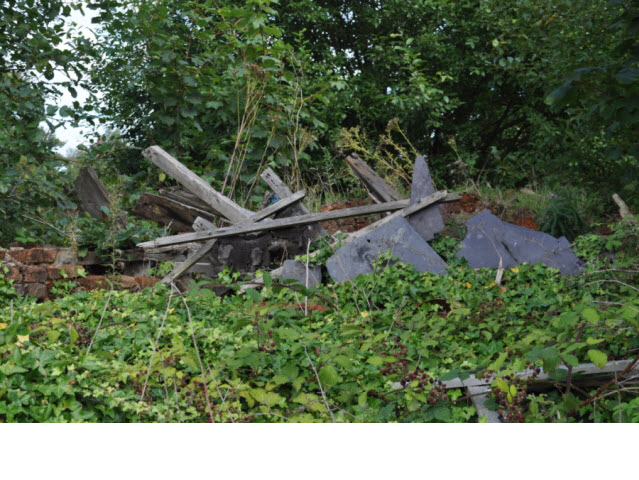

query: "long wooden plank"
(306, 191), (461, 259)
(142, 146), (251, 223)
(346, 153), (403, 203)
(432, 359), (639, 390)
(138, 199), (411, 249)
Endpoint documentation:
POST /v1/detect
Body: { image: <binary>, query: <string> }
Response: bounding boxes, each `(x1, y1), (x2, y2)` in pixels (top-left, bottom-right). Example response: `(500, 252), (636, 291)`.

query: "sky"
(49, 4), (104, 157)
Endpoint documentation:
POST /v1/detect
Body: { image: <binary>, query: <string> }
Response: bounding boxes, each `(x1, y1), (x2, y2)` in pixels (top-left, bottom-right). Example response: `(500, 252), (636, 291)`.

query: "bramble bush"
(1, 217), (637, 423)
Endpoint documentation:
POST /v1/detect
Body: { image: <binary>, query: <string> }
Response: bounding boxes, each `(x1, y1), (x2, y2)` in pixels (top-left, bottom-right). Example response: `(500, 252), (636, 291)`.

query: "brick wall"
(1, 247), (160, 302)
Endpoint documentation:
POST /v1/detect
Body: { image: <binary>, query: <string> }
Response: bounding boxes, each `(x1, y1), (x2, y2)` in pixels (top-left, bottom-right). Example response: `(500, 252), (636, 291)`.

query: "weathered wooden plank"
(260, 168), (296, 199)
(193, 216), (216, 232)
(162, 239), (218, 283)
(260, 168), (326, 238)
(440, 359), (639, 390)
(161, 189), (218, 214)
(346, 153), (403, 203)
(248, 190), (306, 222)
(142, 146), (251, 223)
(74, 166), (113, 220)
(468, 386), (501, 423)
(306, 191), (461, 259)
(132, 192), (217, 231)
(138, 199), (411, 249)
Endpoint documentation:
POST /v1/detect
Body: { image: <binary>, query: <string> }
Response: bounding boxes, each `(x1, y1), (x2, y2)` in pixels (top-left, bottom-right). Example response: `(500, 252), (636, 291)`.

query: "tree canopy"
(1, 0), (638, 245)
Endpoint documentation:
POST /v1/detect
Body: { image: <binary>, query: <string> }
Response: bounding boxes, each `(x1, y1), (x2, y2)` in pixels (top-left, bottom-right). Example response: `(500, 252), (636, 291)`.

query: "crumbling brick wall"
(1, 247), (159, 302)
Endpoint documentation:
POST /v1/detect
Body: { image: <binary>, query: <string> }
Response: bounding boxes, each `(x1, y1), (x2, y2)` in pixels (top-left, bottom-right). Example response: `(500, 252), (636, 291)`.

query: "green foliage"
(538, 189), (587, 241)
(1, 218), (637, 423)
(85, 0), (335, 201)
(545, 0), (639, 208)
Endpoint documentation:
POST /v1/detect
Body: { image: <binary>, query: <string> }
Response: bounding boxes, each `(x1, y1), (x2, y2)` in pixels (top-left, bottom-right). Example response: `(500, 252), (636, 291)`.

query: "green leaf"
(495, 378), (509, 393)
(587, 349), (607, 369)
(318, 365), (339, 386)
(0, 364), (28, 375)
(335, 355), (353, 371)
(582, 308), (600, 323)
(367, 356), (384, 366)
(563, 354), (579, 367)
(262, 272), (272, 289)
(244, 288), (261, 303)
(46, 330), (61, 342)
(488, 352), (508, 371)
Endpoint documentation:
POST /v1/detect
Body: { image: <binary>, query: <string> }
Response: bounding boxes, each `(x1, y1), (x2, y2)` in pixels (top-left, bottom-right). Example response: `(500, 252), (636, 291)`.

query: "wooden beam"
(138, 199), (411, 249)
(346, 153), (403, 203)
(306, 191), (461, 259)
(161, 192), (306, 283)
(142, 146), (251, 223)
(411, 359), (639, 390)
(131, 192), (217, 231)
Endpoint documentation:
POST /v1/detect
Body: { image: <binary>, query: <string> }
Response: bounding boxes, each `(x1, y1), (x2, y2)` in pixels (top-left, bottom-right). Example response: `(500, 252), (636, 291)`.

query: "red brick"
(27, 283), (48, 301)
(116, 275), (140, 292)
(54, 248), (77, 266)
(4, 266), (22, 282)
(14, 283), (27, 297)
(77, 275), (109, 291)
(22, 266), (47, 283)
(136, 277), (160, 290)
(46, 265), (81, 280)
(11, 248), (57, 264)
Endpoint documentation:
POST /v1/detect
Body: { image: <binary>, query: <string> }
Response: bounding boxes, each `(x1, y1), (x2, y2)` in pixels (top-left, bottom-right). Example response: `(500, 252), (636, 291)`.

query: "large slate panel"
(456, 210), (583, 275)
(408, 156), (445, 241)
(326, 216), (447, 283)
(280, 260), (322, 288)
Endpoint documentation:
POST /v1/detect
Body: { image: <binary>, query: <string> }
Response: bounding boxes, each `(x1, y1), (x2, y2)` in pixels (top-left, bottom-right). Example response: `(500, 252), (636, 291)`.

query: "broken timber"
(394, 359), (639, 423)
(138, 199), (412, 249)
(132, 192), (218, 232)
(261, 167), (327, 238)
(160, 190), (307, 283)
(346, 153), (403, 203)
(142, 146), (252, 223)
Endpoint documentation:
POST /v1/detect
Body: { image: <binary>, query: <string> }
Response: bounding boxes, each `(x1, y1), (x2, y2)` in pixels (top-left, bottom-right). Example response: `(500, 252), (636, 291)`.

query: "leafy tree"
(0, 0), (87, 244)
(275, 0), (617, 188)
(86, 0), (338, 201)
(546, 0), (639, 206)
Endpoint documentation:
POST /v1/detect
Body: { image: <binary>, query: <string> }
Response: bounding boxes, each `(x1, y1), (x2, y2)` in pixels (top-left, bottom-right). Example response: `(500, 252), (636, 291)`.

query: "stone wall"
(1, 247), (160, 302)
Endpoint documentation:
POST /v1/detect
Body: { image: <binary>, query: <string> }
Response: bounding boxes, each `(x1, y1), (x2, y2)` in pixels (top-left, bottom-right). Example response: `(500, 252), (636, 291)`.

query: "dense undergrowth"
(1, 217), (638, 423)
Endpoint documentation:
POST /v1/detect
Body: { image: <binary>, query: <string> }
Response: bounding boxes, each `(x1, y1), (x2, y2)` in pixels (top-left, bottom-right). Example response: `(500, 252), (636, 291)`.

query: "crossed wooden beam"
(137, 146), (461, 284)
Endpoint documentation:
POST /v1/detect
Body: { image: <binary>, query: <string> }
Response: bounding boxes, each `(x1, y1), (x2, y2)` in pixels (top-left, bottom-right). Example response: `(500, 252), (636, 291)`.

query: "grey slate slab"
(456, 210), (583, 275)
(408, 156), (445, 241)
(326, 216), (447, 283)
(280, 260), (322, 288)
